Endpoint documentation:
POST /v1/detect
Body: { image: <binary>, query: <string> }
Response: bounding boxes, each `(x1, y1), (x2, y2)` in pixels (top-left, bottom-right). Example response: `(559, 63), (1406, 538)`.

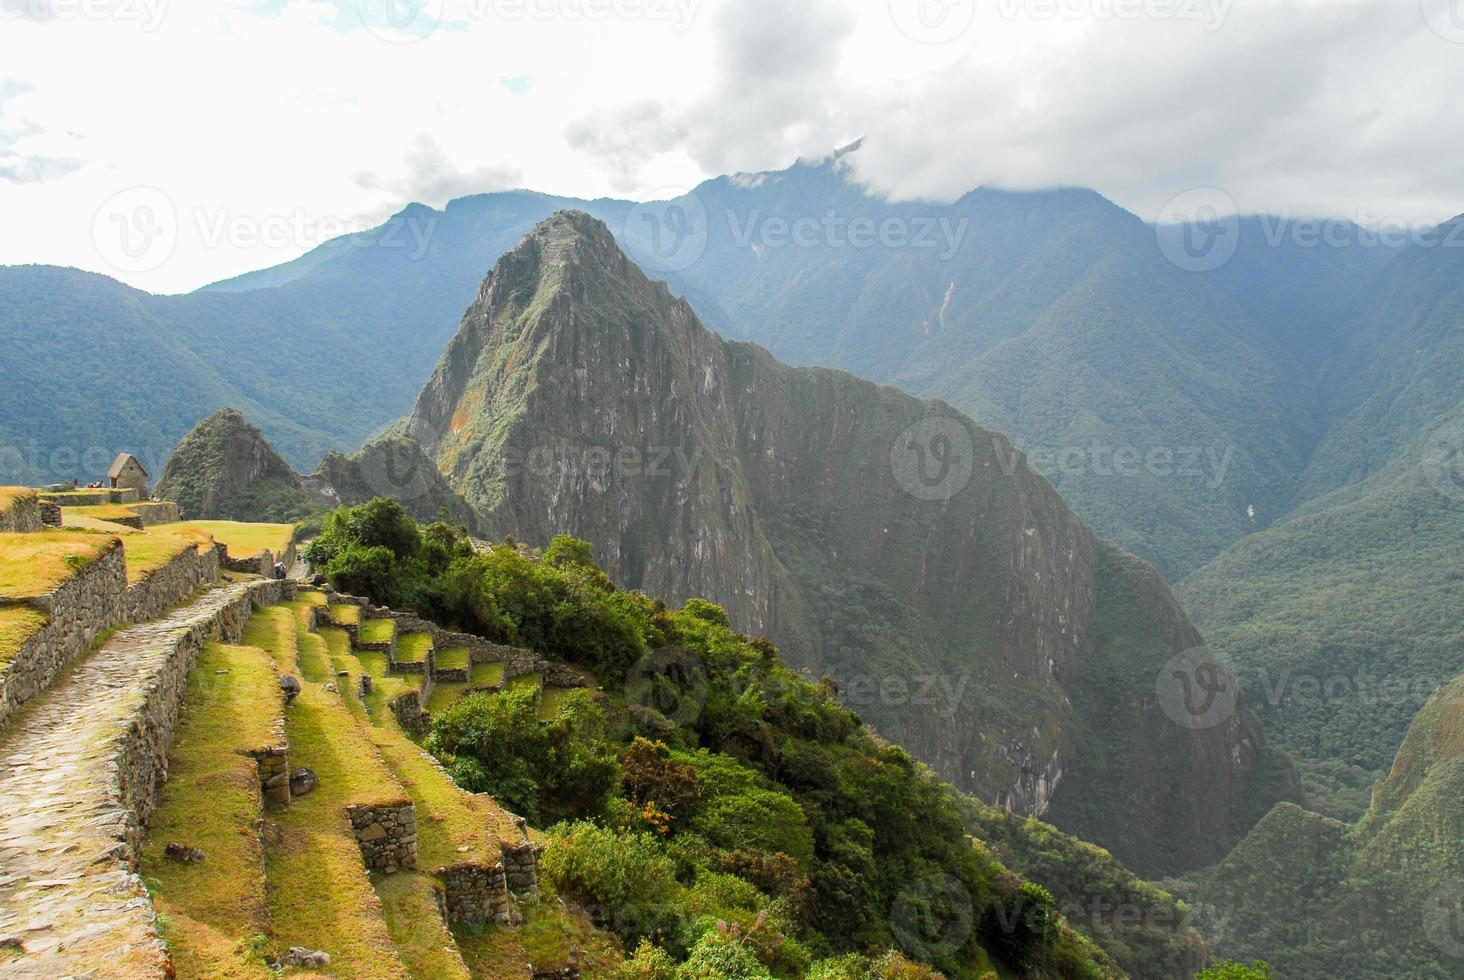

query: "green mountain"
(155, 408), (327, 522)
(0, 152), (1396, 583)
(155, 410), (484, 531)
(1181, 665), (1464, 979)
(1178, 227), (1464, 818)
(402, 210), (1292, 877)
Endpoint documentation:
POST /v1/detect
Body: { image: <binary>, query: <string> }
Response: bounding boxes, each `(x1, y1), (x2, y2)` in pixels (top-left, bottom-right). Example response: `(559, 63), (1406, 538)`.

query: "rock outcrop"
(404, 211), (1290, 875)
(156, 409), (326, 522)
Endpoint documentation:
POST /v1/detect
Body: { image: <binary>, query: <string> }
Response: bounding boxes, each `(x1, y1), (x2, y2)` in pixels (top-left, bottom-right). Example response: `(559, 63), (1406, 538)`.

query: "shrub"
(540, 822), (680, 944)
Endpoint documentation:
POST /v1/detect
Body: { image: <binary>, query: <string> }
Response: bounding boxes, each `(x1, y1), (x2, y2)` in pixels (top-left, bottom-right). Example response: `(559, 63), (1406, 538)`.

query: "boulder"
(289, 767), (318, 797)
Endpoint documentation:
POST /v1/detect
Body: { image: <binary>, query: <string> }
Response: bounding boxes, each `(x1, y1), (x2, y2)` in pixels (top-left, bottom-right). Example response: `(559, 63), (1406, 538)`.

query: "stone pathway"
(0, 581), (264, 978)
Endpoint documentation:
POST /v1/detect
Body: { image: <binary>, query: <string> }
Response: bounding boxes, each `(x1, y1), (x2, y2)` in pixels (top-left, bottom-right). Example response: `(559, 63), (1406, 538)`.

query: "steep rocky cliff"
(305, 435), (485, 533)
(406, 211), (1289, 875)
(156, 409), (325, 522)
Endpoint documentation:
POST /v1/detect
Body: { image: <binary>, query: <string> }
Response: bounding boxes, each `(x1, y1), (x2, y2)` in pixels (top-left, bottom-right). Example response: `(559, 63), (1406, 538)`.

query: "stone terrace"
(0, 578), (286, 977)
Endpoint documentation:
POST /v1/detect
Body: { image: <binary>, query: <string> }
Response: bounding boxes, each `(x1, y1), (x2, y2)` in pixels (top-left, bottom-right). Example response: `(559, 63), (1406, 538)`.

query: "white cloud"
(0, 0), (1460, 292)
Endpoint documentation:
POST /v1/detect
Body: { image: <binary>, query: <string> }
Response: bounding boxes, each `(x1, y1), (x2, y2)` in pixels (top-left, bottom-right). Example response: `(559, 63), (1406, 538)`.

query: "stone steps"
(0, 578), (287, 978)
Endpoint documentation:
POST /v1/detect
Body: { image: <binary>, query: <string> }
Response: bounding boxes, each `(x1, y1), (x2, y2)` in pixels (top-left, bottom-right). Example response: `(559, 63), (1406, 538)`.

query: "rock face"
(305, 435), (485, 533)
(404, 211), (1289, 875)
(156, 408), (326, 522)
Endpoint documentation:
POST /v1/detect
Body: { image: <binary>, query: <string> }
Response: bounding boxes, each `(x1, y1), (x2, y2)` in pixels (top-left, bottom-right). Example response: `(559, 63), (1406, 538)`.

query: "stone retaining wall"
(345, 802), (417, 872)
(113, 581), (292, 862)
(436, 863), (520, 926)
(125, 544), (220, 623)
(322, 590), (586, 690)
(39, 489), (111, 506)
(502, 841), (542, 898)
(389, 689), (432, 737)
(0, 541), (126, 731)
(0, 492), (42, 533)
(129, 501), (180, 526)
(250, 738), (291, 808)
(38, 500), (61, 526)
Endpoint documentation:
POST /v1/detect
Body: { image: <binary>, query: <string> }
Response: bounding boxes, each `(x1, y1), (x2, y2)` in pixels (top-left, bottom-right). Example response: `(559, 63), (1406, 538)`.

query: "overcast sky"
(2, 0), (1462, 293)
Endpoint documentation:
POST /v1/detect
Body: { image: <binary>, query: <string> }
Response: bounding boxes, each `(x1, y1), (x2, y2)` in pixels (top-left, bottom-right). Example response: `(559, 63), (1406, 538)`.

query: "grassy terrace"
(61, 513), (141, 534)
(0, 486), (35, 515)
(65, 503), (143, 523)
(0, 607), (49, 667)
(316, 618), (521, 869)
(242, 606), (412, 979)
(435, 646), (470, 672)
(506, 672), (542, 694)
(426, 662), (507, 715)
(329, 603), (361, 626)
(173, 520), (295, 560)
(361, 618), (398, 646)
(394, 632), (430, 663)
(140, 642), (280, 979)
(538, 686), (576, 722)
(116, 526), (213, 581)
(0, 530), (114, 598)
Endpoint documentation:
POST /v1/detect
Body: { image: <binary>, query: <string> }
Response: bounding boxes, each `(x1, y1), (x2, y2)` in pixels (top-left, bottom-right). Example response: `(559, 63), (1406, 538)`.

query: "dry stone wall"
(125, 543), (220, 623)
(1, 540), (219, 736)
(436, 863), (520, 926)
(345, 802), (418, 872)
(0, 577), (293, 977)
(0, 493), (41, 533)
(0, 541), (126, 730)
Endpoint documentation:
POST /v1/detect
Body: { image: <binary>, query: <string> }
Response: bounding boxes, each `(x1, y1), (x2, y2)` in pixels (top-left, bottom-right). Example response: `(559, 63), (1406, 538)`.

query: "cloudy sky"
(2, 0), (1463, 292)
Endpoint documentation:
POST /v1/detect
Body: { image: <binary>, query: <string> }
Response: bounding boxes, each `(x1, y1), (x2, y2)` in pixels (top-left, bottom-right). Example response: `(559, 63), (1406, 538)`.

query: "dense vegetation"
(306, 499), (1124, 978)
(1180, 472), (1464, 820)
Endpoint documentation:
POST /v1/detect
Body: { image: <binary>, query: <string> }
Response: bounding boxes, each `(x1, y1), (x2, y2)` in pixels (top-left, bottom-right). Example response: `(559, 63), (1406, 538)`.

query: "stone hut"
(108, 453), (149, 497)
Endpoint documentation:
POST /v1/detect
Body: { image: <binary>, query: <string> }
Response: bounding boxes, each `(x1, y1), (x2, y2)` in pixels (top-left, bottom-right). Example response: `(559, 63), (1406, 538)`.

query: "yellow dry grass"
(0, 531), (114, 598)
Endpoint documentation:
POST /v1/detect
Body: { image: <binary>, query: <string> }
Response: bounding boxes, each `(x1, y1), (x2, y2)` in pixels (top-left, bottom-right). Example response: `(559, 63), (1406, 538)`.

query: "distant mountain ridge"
(0, 149), (1413, 582)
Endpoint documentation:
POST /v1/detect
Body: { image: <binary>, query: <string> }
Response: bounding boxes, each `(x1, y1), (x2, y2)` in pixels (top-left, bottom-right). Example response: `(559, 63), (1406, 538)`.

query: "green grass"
(320, 620), (522, 869)
(425, 682), (468, 717)
(361, 618), (398, 645)
(434, 646), (470, 672)
(470, 661), (505, 688)
(169, 520), (296, 560)
(140, 641), (280, 979)
(395, 633), (432, 665)
(0, 531), (113, 597)
(65, 503), (143, 522)
(453, 896), (621, 978)
(251, 604), (412, 979)
(0, 606), (49, 666)
(295, 588), (328, 607)
(538, 686), (575, 722)
(116, 527), (211, 581)
(372, 873), (471, 979)
(330, 603), (362, 626)
(506, 672), (542, 694)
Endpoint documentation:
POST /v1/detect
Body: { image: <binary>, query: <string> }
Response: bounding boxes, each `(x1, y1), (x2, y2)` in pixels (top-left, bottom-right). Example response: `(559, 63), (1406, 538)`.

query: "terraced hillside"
(0, 488), (608, 978)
